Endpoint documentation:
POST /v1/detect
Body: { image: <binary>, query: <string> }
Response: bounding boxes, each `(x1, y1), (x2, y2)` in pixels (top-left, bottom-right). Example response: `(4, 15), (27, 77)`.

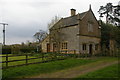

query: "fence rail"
(0, 50), (76, 69)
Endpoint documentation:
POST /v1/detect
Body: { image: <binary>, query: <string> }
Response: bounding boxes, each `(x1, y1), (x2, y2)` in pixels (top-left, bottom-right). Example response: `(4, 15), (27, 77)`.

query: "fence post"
(42, 53), (44, 62)
(6, 54), (8, 67)
(66, 50), (68, 57)
(26, 54), (28, 64)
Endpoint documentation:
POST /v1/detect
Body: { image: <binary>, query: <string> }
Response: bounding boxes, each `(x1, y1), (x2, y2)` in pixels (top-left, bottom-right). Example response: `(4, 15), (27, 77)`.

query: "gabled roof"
(50, 10), (88, 30)
(62, 11), (88, 27)
(41, 34), (49, 43)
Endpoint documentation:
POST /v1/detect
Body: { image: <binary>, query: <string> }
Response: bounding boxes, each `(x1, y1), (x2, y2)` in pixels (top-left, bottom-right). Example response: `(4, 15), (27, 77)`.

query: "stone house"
(41, 35), (50, 52)
(42, 6), (101, 55)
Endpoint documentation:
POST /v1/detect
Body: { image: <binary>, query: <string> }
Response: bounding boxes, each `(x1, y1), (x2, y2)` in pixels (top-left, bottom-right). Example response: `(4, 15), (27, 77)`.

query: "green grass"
(1, 55), (41, 67)
(2, 57), (118, 79)
(1, 53), (67, 67)
(0, 54), (13, 56)
(76, 63), (119, 78)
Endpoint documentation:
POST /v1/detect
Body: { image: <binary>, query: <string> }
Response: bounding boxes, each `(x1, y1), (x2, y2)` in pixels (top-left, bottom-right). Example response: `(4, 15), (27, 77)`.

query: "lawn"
(76, 63), (119, 78)
(2, 57), (118, 79)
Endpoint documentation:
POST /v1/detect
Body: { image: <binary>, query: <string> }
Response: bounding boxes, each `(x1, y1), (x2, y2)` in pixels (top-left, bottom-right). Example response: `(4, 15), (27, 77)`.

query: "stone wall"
(60, 25), (79, 52)
(49, 25), (79, 52)
(79, 10), (101, 38)
(79, 35), (101, 54)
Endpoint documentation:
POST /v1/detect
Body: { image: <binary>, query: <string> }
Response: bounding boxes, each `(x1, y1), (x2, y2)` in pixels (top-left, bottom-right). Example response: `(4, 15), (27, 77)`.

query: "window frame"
(88, 22), (93, 32)
(61, 42), (68, 50)
(82, 43), (87, 51)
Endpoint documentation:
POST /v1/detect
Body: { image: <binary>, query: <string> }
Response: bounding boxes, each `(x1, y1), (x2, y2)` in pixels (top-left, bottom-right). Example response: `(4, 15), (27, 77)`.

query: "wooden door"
(47, 43), (50, 52)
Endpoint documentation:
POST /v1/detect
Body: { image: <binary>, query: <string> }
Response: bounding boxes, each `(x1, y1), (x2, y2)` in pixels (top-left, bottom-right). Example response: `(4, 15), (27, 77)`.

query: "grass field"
(1, 55), (42, 67)
(76, 63), (119, 78)
(2, 57), (118, 79)
(1, 53), (66, 67)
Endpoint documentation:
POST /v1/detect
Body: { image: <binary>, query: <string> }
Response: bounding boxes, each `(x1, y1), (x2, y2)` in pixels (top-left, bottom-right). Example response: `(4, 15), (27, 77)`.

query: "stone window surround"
(61, 42), (68, 50)
(88, 21), (93, 32)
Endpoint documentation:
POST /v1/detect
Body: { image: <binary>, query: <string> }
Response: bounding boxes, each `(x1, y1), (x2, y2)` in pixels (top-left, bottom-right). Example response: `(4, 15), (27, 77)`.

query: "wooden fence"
(1, 49), (117, 69)
(0, 50), (76, 69)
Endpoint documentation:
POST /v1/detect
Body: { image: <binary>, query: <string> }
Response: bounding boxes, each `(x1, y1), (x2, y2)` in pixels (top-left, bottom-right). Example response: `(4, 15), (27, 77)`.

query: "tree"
(48, 15), (61, 29)
(98, 2), (120, 27)
(33, 30), (47, 43)
(48, 16), (62, 52)
(101, 21), (120, 49)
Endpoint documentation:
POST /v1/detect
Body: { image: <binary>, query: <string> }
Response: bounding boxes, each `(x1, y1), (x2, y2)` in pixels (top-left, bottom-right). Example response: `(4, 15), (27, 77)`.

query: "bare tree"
(48, 15), (61, 29)
(47, 15), (62, 52)
(33, 30), (47, 43)
(50, 28), (61, 52)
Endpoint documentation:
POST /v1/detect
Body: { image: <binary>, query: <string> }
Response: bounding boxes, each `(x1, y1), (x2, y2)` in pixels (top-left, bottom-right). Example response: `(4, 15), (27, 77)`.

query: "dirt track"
(28, 60), (118, 78)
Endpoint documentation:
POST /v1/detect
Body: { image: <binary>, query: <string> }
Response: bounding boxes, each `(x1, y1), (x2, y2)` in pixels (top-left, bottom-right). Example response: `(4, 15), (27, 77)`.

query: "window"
(88, 23), (93, 32)
(82, 44), (86, 50)
(61, 42), (67, 49)
(95, 44), (99, 50)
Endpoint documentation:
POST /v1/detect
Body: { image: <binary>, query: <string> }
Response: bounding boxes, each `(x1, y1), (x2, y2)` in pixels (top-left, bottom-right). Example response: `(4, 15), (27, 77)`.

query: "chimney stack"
(71, 9), (76, 16)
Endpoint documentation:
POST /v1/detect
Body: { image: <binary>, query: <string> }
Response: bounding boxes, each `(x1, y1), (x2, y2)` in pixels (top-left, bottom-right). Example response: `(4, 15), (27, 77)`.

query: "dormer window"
(88, 22), (93, 32)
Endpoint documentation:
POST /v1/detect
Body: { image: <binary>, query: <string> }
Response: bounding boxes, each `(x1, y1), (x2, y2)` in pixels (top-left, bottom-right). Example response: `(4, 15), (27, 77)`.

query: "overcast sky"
(0, 0), (119, 45)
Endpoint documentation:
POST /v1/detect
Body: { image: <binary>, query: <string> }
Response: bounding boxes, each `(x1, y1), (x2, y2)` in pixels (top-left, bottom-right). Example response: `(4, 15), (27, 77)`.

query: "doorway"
(47, 43), (50, 52)
(89, 44), (92, 55)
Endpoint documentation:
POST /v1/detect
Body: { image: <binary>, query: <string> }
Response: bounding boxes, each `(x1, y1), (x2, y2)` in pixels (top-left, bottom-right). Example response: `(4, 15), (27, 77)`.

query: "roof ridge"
(80, 10), (89, 19)
(63, 10), (88, 19)
(63, 15), (77, 19)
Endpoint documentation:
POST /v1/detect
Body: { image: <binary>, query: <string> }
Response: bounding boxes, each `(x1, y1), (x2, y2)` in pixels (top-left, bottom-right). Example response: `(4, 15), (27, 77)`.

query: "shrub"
(20, 46), (37, 53)
(79, 53), (91, 58)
